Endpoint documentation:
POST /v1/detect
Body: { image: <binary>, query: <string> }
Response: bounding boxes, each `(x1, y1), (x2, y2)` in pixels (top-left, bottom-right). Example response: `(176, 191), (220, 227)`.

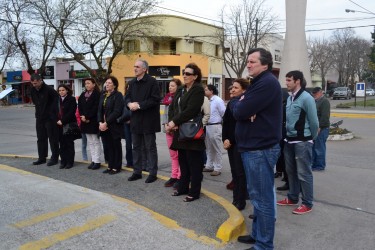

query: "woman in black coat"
(166, 63), (205, 202)
(57, 84), (77, 169)
(98, 76), (124, 175)
(222, 78), (249, 210)
(78, 78), (101, 170)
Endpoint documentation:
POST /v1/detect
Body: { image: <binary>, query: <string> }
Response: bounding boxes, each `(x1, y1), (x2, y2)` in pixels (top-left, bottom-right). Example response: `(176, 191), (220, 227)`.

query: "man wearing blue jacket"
(233, 48), (282, 250)
(277, 70), (318, 215)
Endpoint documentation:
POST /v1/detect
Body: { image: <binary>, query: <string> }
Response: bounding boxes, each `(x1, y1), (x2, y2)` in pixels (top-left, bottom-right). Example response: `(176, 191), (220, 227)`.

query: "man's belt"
(207, 122), (222, 125)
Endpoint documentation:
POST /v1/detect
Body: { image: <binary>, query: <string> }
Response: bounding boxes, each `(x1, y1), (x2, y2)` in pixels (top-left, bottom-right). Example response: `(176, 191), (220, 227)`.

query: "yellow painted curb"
(0, 155), (245, 243)
(331, 113), (375, 119)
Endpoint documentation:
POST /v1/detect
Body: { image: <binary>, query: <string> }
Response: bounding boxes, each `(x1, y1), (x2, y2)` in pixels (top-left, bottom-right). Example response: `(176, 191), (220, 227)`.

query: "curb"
(0, 154), (245, 243)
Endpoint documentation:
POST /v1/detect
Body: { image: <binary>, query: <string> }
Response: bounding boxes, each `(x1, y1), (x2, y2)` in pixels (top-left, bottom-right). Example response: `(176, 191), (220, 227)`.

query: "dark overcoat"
(124, 74), (161, 134)
(98, 90), (124, 139)
(78, 90), (100, 134)
(169, 83), (205, 151)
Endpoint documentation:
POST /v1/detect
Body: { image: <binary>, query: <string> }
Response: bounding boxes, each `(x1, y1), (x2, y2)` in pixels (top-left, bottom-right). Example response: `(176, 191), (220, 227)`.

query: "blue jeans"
(312, 128), (329, 170)
(241, 144), (280, 250)
(81, 133), (88, 161)
(124, 123), (133, 166)
(284, 142), (314, 208)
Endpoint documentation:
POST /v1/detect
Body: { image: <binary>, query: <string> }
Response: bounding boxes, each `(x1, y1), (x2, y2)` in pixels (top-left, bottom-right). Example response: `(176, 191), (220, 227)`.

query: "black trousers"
(101, 131), (122, 171)
(132, 133), (158, 176)
(276, 140), (288, 181)
(178, 149), (204, 199)
(59, 127), (75, 165)
(36, 119), (59, 161)
(227, 144), (248, 203)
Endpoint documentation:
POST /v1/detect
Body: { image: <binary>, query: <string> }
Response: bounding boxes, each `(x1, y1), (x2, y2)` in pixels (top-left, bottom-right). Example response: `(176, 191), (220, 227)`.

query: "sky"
(158, 0), (375, 40)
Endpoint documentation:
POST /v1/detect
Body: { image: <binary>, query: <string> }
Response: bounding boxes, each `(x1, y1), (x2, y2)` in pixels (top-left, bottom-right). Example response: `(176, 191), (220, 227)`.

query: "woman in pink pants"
(162, 78), (182, 187)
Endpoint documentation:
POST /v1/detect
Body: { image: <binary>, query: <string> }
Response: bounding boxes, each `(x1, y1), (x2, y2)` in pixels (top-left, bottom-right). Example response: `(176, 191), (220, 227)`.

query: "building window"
(153, 41), (160, 55)
(170, 40), (176, 55)
(123, 40), (140, 53)
(194, 42), (203, 54)
(215, 45), (220, 57)
(274, 49), (281, 62)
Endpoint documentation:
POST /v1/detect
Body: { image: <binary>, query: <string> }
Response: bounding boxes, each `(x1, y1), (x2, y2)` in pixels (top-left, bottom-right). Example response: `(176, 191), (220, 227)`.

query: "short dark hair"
(312, 87), (322, 94)
(233, 78), (250, 90)
(105, 76), (119, 90)
(30, 73), (42, 81)
(185, 63), (202, 83)
(248, 48), (273, 71)
(58, 84), (73, 96)
(207, 84), (218, 95)
(286, 70), (306, 89)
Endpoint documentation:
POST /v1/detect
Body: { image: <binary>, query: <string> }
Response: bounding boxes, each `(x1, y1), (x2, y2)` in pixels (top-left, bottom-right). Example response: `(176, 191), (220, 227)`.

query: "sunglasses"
(182, 70), (195, 76)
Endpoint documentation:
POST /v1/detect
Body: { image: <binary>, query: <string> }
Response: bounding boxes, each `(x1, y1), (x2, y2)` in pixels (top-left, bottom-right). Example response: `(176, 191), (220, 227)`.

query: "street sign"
(356, 82), (365, 97)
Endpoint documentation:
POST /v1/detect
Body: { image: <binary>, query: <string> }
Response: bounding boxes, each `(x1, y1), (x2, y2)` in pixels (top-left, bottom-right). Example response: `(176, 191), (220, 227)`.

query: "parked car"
(332, 87), (352, 100)
(365, 89), (375, 96)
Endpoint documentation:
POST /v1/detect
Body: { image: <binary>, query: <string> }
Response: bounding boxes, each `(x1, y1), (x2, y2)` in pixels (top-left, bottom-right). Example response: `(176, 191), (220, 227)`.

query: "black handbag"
(178, 114), (205, 141)
(63, 122), (82, 140)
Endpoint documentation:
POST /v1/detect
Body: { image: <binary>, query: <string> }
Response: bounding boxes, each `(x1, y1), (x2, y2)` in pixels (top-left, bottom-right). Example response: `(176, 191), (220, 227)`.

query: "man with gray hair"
(125, 59), (161, 183)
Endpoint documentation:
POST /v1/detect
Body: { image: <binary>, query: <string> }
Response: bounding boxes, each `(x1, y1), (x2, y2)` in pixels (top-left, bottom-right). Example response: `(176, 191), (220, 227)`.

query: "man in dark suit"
(30, 73), (59, 166)
(125, 59), (161, 183)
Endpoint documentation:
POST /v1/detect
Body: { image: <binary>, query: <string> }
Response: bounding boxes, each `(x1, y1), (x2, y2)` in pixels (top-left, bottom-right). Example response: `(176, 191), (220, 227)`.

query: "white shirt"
(208, 95), (225, 124)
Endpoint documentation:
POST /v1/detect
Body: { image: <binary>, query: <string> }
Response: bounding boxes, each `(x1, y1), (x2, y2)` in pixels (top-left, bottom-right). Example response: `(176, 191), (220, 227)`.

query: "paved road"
(1, 105), (375, 250)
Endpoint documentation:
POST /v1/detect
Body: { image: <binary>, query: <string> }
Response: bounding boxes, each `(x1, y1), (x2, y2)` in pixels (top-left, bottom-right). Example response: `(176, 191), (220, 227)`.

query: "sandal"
(183, 196), (199, 202)
(109, 169), (121, 175)
(103, 168), (111, 174)
(171, 191), (187, 196)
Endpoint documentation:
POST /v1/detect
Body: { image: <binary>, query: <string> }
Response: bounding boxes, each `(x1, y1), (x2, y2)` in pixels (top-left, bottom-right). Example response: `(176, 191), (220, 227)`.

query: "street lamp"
(345, 9), (375, 15)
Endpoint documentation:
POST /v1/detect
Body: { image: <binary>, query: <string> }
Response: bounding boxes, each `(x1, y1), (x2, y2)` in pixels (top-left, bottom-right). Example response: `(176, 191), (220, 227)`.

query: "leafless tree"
(218, 0), (279, 79)
(0, 27), (17, 73)
(30, 0), (160, 84)
(307, 37), (335, 90)
(1, 0), (59, 75)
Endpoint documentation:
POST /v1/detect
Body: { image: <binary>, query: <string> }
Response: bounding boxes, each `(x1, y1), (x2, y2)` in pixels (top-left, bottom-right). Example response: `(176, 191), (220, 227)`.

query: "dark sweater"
(232, 70), (282, 151)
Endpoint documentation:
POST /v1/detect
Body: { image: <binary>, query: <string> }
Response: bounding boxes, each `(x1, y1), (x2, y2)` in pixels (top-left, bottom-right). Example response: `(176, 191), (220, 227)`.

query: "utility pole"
(254, 18), (259, 48)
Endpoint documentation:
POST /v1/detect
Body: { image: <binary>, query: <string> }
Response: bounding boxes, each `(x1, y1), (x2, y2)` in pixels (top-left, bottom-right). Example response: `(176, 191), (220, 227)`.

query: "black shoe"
(277, 183), (289, 191)
(164, 178), (177, 187)
(103, 168), (111, 174)
(244, 247), (256, 250)
(237, 235), (256, 244)
(145, 175), (157, 183)
(91, 163), (101, 170)
(109, 169), (120, 175)
(128, 173), (142, 181)
(234, 201), (246, 211)
(248, 214), (254, 219)
(59, 164), (66, 169)
(173, 180), (179, 190)
(33, 159), (46, 165)
(65, 164), (73, 169)
(87, 162), (94, 169)
(47, 160), (58, 166)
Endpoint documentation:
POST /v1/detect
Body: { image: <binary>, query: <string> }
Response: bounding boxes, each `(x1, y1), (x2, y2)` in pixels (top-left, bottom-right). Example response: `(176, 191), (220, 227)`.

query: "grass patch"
(329, 127), (351, 135)
(338, 99), (375, 107)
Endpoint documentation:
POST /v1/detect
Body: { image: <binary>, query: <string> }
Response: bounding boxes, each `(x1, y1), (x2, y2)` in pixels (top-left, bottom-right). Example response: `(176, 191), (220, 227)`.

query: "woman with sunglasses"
(166, 63), (205, 202)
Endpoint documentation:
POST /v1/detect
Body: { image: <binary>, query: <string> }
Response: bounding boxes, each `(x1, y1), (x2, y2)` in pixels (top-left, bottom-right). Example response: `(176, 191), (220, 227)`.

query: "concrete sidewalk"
(0, 155), (244, 250)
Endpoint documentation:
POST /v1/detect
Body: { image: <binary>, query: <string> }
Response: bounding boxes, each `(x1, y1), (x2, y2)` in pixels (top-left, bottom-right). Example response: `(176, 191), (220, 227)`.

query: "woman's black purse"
(178, 113), (205, 141)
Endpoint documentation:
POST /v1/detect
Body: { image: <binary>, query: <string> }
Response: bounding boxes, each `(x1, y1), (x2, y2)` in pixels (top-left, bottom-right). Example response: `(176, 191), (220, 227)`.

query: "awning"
(0, 88), (15, 99)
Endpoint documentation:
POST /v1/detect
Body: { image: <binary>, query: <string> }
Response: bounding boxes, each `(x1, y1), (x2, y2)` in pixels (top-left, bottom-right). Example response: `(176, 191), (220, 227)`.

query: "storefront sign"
(69, 69), (104, 79)
(42, 66), (55, 79)
(7, 71), (23, 82)
(149, 66), (180, 77)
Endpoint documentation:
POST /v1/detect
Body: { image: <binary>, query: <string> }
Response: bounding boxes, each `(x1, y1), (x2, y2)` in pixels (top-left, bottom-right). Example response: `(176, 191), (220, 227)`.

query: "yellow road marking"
(19, 214), (116, 250)
(331, 113), (375, 119)
(12, 202), (95, 228)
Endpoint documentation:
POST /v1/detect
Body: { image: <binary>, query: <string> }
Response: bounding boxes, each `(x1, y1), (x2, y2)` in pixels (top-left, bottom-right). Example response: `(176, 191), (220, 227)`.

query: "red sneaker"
(276, 198), (298, 206)
(292, 205), (312, 215)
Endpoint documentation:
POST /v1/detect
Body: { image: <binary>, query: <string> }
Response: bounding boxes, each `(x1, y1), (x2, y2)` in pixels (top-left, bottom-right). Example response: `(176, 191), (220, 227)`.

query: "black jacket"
(31, 83), (59, 121)
(222, 98), (237, 145)
(169, 83), (205, 151)
(78, 90), (100, 134)
(98, 90), (124, 139)
(59, 95), (77, 125)
(124, 74), (161, 134)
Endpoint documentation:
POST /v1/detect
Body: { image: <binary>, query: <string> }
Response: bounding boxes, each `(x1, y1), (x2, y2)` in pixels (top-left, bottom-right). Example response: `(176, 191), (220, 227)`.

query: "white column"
(279, 0), (312, 88)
